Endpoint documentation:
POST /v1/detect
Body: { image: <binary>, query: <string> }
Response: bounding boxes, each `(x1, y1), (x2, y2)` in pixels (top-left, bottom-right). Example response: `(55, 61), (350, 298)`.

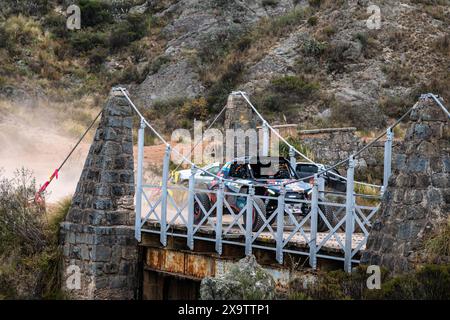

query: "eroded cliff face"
(134, 0), (300, 107)
(134, 0), (449, 128)
(361, 96), (450, 273)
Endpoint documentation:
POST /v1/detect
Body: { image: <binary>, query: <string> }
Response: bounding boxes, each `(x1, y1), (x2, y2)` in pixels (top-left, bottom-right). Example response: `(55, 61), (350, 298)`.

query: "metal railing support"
(160, 145), (171, 246)
(187, 165), (196, 250)
(318, 175), (325, 200)
(344, 156), (355, 273)
(134, 119), (145, 241)
(383, 128), (394, 191)
(245, 185), (255, 256)
(215, 180), (225, 255)
(262, 121), (270, 157)
(276, 187), (285, 264)
(309, 175), (319, 269)
(289, 146), (296, 170)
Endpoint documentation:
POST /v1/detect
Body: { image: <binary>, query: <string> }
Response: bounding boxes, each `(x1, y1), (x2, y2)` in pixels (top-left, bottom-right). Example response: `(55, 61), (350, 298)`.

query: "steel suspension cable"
(117, 87), (260, 187)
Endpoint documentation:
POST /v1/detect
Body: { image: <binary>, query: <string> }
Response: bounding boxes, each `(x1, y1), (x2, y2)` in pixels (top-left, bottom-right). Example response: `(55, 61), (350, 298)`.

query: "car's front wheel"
(317, 204), (336, 232)
(243, 197), (267, 232)
(193, 192), (211, 225)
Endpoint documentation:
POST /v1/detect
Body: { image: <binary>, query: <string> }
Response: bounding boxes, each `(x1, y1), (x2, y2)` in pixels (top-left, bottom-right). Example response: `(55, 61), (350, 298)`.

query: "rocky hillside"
(0, 0), (449, 136)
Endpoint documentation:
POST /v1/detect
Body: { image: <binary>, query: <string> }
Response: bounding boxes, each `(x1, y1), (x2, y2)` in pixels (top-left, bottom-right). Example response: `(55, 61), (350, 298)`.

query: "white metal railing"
(121, 87), (448, 272)
(134, 124), (381, 272)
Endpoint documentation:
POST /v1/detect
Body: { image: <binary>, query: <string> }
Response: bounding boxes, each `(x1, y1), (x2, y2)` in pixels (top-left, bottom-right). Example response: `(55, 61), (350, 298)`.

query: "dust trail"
(0, 102), (91, 203)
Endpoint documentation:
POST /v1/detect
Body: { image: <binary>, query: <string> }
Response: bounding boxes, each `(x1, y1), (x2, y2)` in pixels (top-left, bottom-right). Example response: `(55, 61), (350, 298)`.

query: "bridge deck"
(142, 216), (365, 254)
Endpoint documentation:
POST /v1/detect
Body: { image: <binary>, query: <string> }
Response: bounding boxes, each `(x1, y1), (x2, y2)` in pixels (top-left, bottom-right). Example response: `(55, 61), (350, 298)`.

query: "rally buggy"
(193, 156), (335, 232)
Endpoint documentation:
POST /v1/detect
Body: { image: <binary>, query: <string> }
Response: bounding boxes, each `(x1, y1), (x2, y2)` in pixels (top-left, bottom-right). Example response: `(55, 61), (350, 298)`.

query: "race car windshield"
(250, 161), (294, 179)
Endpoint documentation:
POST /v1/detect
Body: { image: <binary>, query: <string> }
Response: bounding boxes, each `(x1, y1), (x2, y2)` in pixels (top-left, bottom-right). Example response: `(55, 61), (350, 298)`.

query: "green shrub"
(69, 31), (107, 54)
(307, 16), (318, 26)
(180, 97), (209, 120)
(425, 220), (450, 262)
(279, 137), (315, 160)
(373, 265), (450, 300)
(302, 38), (327, 57)
(149, 55), (171, 74)
(206, 61), (245, 109)
(308, 0), (323, 8)
(289, 265), (450, 300)
(381, 64), (416, 87)
(271, 76), (319, 98)
(109, 13), (150, 50)
(262, 0), (279, 7)
(87, 47), (108, 70)
(260, 94), (284, 113)
(378, 94), (416, 118)
(0, 15), (42, 49)
(0, 170), (69, 299)
(330, 99), (386, 129)
(78, 0), (112, 27)
(118, 65), (144, 84)
(1, 0), (51, 16)
(43, 13), (69, 39)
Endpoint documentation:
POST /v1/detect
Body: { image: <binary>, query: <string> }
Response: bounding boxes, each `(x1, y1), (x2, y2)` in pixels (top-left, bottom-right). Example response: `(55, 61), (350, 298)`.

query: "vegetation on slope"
(0, 169), (70, 299)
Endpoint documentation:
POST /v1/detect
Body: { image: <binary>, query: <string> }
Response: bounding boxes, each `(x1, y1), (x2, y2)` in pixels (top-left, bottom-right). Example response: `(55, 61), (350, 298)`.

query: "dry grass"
(200, 7), (314, 85)
(425, 219), (450, 263)
(0, 170), (70, 299)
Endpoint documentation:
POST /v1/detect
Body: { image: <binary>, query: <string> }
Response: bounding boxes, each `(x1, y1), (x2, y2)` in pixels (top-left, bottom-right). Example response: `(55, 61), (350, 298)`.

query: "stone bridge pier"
(362, 96), (450, 273)
(60, 88), (138, 299)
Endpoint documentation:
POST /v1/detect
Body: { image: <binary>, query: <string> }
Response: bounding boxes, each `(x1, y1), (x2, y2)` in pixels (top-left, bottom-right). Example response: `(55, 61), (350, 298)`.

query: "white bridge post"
(215, 180), (225, 255)
(344, 156), (355, 273)
(134, 119), (145, 241)
(160, 145), (171, 246)
(245, 185), (255, 256)
(309, 175), (319, 269)
(318, 175), (325, 200)
(276, 186), (285, 264)
(289, 147), (296, 170)
(187, 165), (196, 250)
(262, 121), (270, 156)
(383, 128), (394, 192)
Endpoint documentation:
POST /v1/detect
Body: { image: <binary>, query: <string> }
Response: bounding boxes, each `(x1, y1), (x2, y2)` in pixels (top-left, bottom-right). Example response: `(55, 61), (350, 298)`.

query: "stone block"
(93, 199), (113, 210)
(106, 211), (127, 225)
(406, 156), (429, 173)
(431, 173), (450, 188)
(92, 246), (112, 262)
(110, 276), (128, 289)
(95, 276), (110, 290)
(81, 245), (90, 261)
(106, 116), (123, 128)
(122, 117), (133, 129)
(427, 188), (442, 207)
(103, 263), (119, 274)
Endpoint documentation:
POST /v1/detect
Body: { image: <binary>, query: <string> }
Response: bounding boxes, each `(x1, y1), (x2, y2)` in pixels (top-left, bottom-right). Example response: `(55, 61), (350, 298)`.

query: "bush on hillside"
(271, 76), (319, 98)
(0, 169), (69, 299)
(109, 13), (150, 50)
(78, 0), (113, 27)
(69, 31), (107, 54)
(289, 264), (450, 300)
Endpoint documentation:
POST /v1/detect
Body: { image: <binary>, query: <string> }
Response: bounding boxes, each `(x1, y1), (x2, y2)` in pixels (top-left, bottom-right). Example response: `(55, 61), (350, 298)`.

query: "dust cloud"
(0, 102), (91, 203)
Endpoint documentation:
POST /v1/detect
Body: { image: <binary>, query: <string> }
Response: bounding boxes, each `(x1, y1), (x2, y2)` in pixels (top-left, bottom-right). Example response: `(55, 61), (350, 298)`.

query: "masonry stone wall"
(361, 96), (450, 273)
(299, 128), (360, 165)
(298, 128), (401, 180)
(60, 88), (138, 299)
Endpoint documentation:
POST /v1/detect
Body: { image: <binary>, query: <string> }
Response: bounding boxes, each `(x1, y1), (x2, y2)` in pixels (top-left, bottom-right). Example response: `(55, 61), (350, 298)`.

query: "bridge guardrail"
(136, 166), (380, 272)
